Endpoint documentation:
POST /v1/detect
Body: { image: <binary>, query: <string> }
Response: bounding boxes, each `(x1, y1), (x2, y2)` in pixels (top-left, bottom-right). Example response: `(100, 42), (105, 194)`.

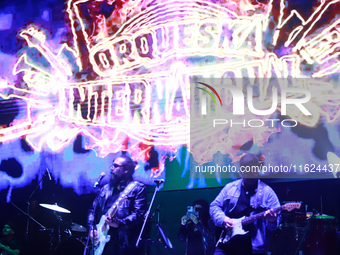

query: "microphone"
(94, 172), (106, 188)
(46, 168), (52, 180)
(154, 179), (165, 185)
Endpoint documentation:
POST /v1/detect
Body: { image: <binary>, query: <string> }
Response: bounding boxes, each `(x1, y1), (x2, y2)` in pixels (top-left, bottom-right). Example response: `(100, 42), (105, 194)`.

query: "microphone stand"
(10, 202), (47, 230)
(12, 170), (49, 253)
(84, 184), (102, 255)
(144, 203), (162, 255)
(294, 209), (317, 255)
(155, 205), (162, 254)
(136, 182), (161, 248)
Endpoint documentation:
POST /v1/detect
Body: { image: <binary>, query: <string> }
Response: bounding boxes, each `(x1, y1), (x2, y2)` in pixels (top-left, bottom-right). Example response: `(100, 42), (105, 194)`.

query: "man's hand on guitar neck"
(264, 208), (278, 223)
(105, 215), (119, 228)
(222, 217), (233, 230)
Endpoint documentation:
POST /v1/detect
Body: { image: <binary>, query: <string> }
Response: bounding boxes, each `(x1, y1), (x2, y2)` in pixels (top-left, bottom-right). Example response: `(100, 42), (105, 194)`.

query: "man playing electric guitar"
(210, 154), (280, 255)
(89, 154), (147, 255)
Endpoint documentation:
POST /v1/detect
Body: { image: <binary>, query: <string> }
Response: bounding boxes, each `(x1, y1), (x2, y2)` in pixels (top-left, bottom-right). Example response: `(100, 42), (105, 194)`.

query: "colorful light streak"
(0, 0), (339, 174)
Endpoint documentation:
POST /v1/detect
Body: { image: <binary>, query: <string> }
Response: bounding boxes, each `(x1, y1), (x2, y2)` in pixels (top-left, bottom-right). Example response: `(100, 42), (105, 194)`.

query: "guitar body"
(230, 217), (248, 240)
(94, 215), (111, 255)
(219, 216), (249, 245)
(217, 203), (301, 246)
(92, 181), (138, 255)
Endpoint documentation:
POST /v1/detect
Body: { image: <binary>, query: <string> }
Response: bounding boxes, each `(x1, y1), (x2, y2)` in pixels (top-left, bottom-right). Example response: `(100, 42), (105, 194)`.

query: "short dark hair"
(192, 199), (210, 225)
(3, 221), (16, 231)
(240, 154), (260, 167)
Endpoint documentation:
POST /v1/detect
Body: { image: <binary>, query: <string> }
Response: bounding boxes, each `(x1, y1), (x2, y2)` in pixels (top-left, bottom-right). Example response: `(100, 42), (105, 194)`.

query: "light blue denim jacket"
(210, 179), (280, 253)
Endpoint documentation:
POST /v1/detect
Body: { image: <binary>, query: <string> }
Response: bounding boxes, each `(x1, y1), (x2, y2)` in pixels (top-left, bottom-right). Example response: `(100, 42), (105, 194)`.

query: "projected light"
(0, 0), (340, 193)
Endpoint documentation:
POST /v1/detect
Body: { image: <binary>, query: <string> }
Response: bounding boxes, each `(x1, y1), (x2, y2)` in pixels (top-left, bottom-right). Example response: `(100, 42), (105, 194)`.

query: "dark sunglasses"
(111, 163), (123, 169)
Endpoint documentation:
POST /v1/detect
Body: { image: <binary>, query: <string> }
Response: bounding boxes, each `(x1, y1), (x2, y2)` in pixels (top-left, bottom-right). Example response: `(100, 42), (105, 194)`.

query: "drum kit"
(270, 202), (338, 255)
(39, 203), (88, 255)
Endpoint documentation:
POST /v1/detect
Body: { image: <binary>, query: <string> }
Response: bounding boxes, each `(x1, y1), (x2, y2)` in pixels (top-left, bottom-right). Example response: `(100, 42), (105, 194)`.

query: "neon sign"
(0, 0), (340, 169)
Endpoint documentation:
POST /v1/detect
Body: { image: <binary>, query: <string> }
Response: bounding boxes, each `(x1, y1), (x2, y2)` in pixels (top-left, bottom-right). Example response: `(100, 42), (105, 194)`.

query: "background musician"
(0, 221), (22, 255)
(210, 154), (280, 255)
(178, 199), (216, 255)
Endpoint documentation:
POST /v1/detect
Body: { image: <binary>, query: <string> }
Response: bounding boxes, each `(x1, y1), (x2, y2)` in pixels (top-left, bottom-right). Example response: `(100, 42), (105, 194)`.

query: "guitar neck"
(105, 182), (137, 218)
(106, 196), (125, 218)
(107, 206), (118, 218)
(241, 205), (283, 226)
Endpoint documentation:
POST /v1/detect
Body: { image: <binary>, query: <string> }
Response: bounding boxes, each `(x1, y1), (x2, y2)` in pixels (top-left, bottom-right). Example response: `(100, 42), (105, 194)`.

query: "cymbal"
(71, 222), (87, 232)
(40, 203), (71, 213)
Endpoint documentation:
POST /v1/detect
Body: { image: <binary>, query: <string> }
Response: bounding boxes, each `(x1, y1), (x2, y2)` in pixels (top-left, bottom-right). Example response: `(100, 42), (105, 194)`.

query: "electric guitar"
(94, 181), (139, 255)
(216, 202), (301, 246)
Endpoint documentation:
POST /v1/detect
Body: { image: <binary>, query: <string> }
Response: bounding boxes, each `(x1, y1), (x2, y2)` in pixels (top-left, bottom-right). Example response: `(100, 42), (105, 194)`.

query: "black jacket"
(91, 179), (148, 250)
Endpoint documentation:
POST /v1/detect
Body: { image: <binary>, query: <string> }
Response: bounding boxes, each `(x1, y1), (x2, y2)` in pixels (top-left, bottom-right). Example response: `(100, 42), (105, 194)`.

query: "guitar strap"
(105, 181), (139, 217)
(252, 180), (265, 210)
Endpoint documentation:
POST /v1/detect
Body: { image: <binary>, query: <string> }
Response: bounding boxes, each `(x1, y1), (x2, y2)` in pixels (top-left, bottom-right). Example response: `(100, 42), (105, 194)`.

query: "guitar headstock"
(283, 202), (301, 212)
